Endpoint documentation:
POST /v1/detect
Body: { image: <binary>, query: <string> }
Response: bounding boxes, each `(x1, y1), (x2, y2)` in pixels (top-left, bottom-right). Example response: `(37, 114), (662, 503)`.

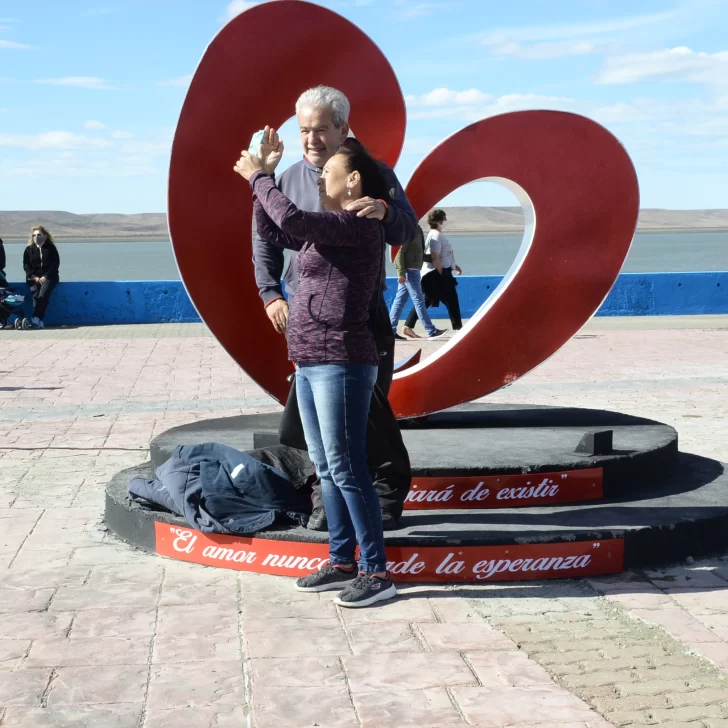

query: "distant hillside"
(1, 207), (727, 239)
(0, 211), (168, 240)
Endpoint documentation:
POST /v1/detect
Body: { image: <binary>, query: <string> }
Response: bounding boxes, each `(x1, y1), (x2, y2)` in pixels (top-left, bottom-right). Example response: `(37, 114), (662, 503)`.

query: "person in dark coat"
(22, 226), (60, 329)
(0, 237), (6, 274)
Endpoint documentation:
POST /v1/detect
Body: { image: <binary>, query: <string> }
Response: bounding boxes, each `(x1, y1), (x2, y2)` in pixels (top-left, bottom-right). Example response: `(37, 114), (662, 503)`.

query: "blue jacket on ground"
(128, 442), (311, 535)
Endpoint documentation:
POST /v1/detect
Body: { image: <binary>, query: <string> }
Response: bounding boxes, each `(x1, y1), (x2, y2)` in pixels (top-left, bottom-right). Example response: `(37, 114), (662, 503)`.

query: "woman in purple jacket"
(235, 133), (396, 608)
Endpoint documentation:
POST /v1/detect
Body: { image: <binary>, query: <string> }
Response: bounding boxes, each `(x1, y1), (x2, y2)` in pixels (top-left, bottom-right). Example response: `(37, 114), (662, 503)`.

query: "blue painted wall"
(5, 272), (727, 326)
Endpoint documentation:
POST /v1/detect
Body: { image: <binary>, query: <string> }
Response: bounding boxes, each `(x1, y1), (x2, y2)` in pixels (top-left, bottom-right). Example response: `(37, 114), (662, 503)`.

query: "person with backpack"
(22, 225), (60, 329)
(389, 226), (446, 340)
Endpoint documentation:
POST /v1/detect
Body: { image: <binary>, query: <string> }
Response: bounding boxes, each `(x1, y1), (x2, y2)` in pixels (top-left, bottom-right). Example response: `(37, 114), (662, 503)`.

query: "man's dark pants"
(278, 298), (412, 518)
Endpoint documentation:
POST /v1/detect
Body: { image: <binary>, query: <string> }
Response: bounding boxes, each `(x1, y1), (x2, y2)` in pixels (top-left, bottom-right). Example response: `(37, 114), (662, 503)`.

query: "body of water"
(2, 230), (726, 282)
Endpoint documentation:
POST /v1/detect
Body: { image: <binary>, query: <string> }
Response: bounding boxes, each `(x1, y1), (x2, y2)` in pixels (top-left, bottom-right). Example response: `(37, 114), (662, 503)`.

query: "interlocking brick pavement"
(0, 316), (726, 727)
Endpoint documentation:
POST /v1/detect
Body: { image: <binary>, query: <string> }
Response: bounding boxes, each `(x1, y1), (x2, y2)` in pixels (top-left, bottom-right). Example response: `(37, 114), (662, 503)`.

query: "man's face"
(297, 105), (349, 168)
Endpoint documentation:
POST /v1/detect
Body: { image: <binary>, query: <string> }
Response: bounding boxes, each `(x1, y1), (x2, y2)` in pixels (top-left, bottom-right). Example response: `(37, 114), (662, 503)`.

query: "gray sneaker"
(334, 572), (397, 608)
(294, 563), (357, 593)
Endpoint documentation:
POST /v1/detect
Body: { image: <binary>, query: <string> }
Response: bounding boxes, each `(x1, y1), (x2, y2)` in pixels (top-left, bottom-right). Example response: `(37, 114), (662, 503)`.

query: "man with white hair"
(253, 85), (418, 530)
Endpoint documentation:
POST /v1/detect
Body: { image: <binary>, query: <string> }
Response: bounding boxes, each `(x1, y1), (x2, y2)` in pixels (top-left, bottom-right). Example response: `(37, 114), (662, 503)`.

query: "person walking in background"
(0, 237), (6, 275)
(22, 226), (60, 329)
(236, 131), (397, 608)
(403, 208), (463, 337)
(389, 226), (446, 340)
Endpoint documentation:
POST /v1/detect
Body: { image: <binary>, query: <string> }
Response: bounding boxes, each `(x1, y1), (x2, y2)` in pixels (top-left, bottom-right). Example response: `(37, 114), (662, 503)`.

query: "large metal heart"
(168, 0), (406, 404)
(389, 111), (639, 418)
(169, 1), (639, 420)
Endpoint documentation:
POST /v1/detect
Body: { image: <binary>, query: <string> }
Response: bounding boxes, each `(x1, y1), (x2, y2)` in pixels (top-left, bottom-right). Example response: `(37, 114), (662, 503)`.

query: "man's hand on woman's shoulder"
(347, 197), (387, 221)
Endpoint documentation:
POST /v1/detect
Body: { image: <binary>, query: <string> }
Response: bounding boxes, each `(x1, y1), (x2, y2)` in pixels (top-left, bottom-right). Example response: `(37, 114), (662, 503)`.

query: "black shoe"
(334, 571), (397, 608)
(294, 563), (357, 592)
(427, 328), (448, 339)
(381, 511), (400, 531)
(307, 506), (328, 531)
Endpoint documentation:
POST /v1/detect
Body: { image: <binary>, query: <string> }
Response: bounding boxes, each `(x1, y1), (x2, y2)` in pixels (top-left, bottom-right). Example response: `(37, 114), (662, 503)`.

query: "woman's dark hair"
(334, 138), (390, 201)
(427, 209), (447, 229)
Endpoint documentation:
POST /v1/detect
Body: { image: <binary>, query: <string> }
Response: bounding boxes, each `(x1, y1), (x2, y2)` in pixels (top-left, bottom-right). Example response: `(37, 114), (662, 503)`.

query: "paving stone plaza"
(1, 316), (727, 727)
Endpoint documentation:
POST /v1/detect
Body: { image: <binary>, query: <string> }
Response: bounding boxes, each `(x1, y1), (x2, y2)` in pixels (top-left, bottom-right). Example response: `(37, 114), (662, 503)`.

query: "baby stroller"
(0, 270), (25, 329)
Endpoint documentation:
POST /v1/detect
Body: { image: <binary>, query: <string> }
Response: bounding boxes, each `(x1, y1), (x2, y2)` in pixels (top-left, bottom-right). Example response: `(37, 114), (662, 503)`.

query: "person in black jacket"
(22, 226), (60, 329)
(0, 237), (6, 274)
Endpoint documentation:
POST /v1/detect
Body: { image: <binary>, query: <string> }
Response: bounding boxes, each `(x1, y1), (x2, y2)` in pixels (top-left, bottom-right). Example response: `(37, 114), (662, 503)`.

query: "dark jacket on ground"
(252, 171), (384, 366)
(23, 243), (60, 283)
(128, 442), (311, 535)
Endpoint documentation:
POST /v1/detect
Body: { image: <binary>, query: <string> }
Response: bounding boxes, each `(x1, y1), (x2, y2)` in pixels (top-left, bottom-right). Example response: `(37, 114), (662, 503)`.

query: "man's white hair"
(295, 86), (350, 128)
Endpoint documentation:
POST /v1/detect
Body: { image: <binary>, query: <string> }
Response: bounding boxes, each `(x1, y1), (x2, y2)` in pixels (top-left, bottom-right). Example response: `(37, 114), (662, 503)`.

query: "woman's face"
(317, 154), (357, 210)
(32, 230), (46, 245)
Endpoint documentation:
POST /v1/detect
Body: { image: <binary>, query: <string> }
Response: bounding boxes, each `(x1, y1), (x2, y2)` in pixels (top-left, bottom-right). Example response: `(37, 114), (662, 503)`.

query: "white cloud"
(0, 124), (173, 181)
(36, 76), (113, 90)
(84, 120), (106, 130)
(591, 96), (728, 139)
(0, 131), (114, 150)
(5, 157), (161, 178)
(223, 1), (260, 22)
(408, 88), (493, 107)
(111, 130), (134, 139)
(476, 9), (678, 60)
(597, 46), (728, 87)
(393, 1), (442, 19)
(479, 10), (678, 46)
(156, 74), (193, 87)
(0, 39), (31, 49)
(405, 87), (573, 120)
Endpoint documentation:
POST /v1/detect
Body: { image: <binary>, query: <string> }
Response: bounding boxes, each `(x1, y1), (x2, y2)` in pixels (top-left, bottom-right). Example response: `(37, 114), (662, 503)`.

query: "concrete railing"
(5, 272), (727, 326)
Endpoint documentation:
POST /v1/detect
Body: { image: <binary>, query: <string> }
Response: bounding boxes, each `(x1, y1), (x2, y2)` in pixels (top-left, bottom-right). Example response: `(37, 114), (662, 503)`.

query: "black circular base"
(106, 452), (728, 572)
(104, 403), (728, 582)
(149, 404), (678, 498)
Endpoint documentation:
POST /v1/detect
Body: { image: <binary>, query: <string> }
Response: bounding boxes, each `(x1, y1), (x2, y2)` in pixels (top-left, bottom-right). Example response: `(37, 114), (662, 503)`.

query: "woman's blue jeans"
(388, 269), (437, 336)
(295, 362), (387, 573)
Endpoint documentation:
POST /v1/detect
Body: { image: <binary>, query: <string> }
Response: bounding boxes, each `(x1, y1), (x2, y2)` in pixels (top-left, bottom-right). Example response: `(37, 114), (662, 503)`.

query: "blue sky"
(0, 0), (726, 213)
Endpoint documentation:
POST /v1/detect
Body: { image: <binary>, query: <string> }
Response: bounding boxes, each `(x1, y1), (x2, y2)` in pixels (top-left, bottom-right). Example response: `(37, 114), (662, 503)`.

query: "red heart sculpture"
(389, 111), (639, 418)
(169, 1), (639, 420)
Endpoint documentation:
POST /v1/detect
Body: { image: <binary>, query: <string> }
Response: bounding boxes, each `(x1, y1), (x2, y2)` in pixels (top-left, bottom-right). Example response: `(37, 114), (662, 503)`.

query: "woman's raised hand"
(233, 151), (264, 181)
(259, 125), (284, 175)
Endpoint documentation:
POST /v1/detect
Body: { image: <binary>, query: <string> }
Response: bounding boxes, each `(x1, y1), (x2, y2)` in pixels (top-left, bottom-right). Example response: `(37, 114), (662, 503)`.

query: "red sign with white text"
(155, 522), (624, 583)
(404, 468), (603, 510)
